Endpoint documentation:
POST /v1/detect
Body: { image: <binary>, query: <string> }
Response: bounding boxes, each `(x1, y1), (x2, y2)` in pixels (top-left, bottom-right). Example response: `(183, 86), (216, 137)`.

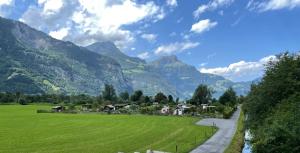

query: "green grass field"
(0, 105), (216, 153)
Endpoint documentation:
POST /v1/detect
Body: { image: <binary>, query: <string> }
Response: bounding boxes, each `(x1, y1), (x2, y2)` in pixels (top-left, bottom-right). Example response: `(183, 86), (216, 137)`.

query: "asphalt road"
(190, 106), (241, 153)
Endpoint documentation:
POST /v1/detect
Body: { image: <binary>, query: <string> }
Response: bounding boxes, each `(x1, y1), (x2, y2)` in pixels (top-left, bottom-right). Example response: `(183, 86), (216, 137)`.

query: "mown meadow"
(0, 105), (216, 153)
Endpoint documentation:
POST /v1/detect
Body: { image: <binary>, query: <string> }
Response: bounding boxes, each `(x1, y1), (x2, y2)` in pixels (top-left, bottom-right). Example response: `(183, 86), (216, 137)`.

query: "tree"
(154, 92), (167, 103)
(144, 96), (151, 103)
(190, 84), (213, 106)
(175, 97), (179, 103)
(102, 84), (117, 102)
(130, 90), (143, 102)
(219, 87), (237, 106)
(243, 53), (300, 153)
(168, 95), (174, 103)
(119, 92), (129, 101)
(19, 98), (27, 105)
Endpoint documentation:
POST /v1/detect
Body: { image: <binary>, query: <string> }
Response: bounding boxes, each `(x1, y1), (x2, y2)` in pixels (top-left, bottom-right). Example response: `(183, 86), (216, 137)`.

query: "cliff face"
(0, 17), (132, 95)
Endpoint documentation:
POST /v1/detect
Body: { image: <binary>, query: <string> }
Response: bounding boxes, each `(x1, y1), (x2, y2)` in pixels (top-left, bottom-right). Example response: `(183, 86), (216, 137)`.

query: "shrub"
(19, 99), (27, 105)
(223, 106), (235, 119)
(37, 109), (52, 113)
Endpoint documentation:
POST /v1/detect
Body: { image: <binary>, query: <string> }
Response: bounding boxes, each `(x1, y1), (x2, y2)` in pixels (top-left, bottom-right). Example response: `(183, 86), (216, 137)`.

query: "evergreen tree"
(130, 90), (143, 102)
(144, 96), (151, 103)
(168, 95), (174, 103)
(102, 84), (117, 102)
(219, 87), (237, 106)
(190, 84), (212, 106)
(154, 92), (167, 103)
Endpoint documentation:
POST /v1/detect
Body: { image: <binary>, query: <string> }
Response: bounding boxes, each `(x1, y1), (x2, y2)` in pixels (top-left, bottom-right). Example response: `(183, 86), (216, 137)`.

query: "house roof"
(52, 106), (63, 109)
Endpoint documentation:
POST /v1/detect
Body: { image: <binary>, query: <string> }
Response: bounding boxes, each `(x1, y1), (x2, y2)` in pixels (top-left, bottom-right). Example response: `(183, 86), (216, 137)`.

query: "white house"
(173, 108), (183, 115)
(201, 104), (216, 111)
(173, 104), (190, 115)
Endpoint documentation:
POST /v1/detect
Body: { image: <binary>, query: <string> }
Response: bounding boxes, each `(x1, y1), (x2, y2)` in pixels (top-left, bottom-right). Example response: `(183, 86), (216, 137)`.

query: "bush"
(140, 106), (160, 115)
(37, 109), (52, 113)
(223, 106), (235, 119)
(19, 99), (27, 105)
(214, 102), (225, 113)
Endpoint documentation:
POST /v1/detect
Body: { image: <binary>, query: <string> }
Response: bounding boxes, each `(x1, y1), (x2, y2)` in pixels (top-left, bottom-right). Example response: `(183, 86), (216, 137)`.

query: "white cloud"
(38, 0), (63, 15)
(141, 33), (157, 42)
(191, 19), (217, 34)
(154, 41), (200, 55)
(137, 52), (150, 59)
(49, 27), (69, 40)
(247, 0), (300, 11)
(193, 0), (234, 18)
(0, 0), (13, 17)
(20, 0), (164, 48)
(166, 0), (177, 7)
(200, 55), (277, 82)
(0, 0), (12, 5)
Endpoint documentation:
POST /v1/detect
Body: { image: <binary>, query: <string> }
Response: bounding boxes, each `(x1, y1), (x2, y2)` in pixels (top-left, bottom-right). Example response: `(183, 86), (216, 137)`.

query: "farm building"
(114, 104), (130, 110)
(104, 105), (115, 111)
(52, 106), (65, 112)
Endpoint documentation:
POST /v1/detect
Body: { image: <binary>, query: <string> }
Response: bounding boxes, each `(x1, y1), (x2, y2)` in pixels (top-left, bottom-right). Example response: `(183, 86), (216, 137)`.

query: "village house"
(51, 106), (65, 112)
(201, 104), (216, 112)
(114, 104), (130, 110)
(173, 104), (190, 115)
(103, 105), (116, 112)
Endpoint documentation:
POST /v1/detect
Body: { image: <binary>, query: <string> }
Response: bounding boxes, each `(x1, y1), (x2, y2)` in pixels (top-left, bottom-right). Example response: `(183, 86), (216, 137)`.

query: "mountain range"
(0, 17), (252, 98)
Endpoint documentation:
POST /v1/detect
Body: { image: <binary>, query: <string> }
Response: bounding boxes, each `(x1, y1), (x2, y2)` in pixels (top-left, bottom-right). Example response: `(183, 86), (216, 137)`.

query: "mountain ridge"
(0, 17), (132, 95)
(87, 41), (251, 98)
(0, 17), (251, 98)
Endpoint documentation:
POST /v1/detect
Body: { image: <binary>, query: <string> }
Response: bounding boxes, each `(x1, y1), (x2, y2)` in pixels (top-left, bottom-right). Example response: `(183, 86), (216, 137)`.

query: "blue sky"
(0, 0), (299, 82)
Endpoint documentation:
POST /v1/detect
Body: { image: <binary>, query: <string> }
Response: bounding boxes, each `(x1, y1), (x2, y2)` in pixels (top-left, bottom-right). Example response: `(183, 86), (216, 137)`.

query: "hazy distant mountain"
(148, 55), (251, 97)
(87, 42), (252, 98)
(0, 17), (132, 95)
(87, 42), (180, 97)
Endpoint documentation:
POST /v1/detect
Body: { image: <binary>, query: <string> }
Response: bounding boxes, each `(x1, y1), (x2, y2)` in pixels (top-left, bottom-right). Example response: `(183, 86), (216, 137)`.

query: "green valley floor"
(0, 105), (216, 153)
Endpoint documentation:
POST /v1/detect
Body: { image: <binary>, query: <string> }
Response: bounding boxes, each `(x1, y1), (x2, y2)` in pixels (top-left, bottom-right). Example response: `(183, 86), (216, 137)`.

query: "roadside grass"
(0, 105), (216, 153)
(224, 109), (245, 153)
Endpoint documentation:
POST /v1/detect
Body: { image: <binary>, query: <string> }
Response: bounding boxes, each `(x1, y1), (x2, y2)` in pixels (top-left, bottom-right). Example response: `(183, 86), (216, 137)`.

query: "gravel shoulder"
(190, 106), (241, 153)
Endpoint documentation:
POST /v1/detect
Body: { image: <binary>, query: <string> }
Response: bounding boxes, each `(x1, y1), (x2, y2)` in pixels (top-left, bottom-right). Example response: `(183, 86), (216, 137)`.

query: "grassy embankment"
(0, 105), (216, 153)
(224, 109), (245, 153)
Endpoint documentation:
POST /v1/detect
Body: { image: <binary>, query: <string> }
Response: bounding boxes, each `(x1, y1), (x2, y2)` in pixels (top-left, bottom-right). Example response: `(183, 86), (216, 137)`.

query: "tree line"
(243, 53), (300, 153)
(0, 84), (179, 105)
(0, 82), (241, 110)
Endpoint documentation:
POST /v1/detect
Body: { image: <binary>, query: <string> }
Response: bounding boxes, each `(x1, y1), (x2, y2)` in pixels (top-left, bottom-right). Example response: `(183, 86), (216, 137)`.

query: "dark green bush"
(223, 106), (235, 119)
(36, 109), (52, 113)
